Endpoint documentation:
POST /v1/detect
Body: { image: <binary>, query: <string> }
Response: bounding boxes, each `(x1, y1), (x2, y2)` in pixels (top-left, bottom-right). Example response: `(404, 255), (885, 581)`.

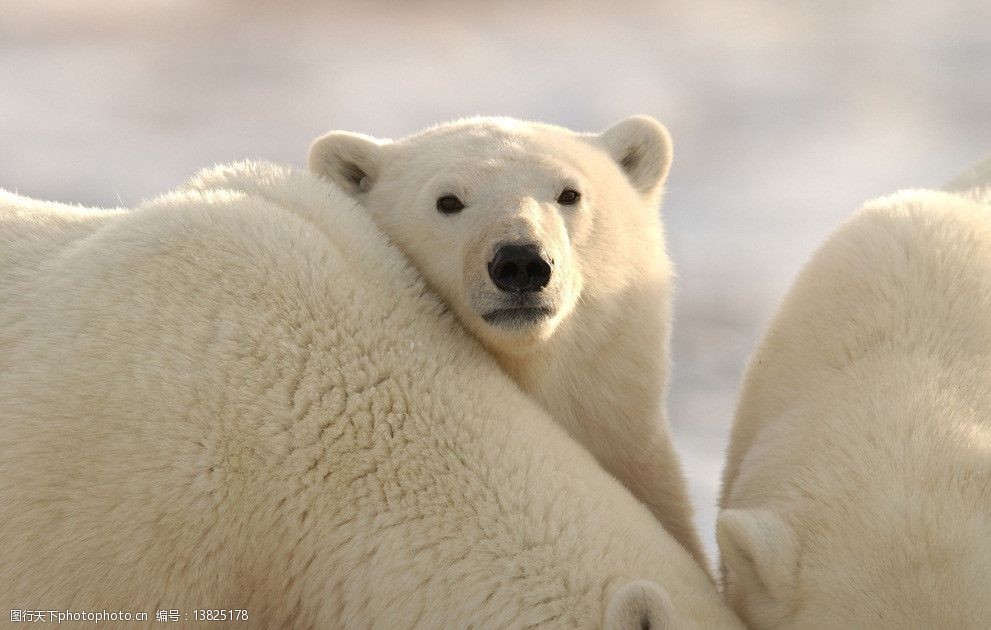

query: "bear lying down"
(0, 163), (741, 629)
(719, 185), (991, 629)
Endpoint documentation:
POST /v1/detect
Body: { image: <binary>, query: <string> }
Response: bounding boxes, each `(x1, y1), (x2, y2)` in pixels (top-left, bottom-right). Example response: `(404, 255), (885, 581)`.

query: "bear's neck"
(488, 276), (710, 567)
(494, 284), (670, 452)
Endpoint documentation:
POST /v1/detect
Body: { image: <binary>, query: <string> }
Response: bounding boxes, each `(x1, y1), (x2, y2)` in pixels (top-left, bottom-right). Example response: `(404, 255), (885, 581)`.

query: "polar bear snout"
(487, 242), (553, 293)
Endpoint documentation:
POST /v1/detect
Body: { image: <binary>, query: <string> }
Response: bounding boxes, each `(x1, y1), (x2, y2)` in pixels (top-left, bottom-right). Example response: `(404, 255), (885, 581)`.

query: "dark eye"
(436, 195), (465, 214)
(557, 189), (581, 205)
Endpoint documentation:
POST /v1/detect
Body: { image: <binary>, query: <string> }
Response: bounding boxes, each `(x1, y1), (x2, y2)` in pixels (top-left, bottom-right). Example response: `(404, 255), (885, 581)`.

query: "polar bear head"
(717, 506), (991, 629)
(308, 116), (671, 354)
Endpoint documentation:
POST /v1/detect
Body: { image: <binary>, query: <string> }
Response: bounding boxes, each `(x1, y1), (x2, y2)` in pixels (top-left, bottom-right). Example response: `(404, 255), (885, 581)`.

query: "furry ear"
(717, 509), (799, 605)
(307, 131), (390, 196)
(597, 116), (673, 197)
(605, 580), (685, 630)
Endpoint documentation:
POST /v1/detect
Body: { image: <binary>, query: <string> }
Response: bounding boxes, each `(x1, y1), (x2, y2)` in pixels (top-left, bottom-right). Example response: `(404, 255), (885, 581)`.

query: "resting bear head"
(718, 504), (991, 629)
(308, 116), (671, 353)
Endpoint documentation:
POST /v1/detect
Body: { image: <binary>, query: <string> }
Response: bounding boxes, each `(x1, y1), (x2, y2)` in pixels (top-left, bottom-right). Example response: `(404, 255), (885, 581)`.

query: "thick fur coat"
(0, 163), (740, 629)
(308, 117), (706, 564)
(718, 183), (991, 629)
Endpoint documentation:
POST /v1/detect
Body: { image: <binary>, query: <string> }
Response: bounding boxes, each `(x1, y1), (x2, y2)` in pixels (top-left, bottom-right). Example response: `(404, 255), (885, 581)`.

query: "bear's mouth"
(482, 306), (553, 328)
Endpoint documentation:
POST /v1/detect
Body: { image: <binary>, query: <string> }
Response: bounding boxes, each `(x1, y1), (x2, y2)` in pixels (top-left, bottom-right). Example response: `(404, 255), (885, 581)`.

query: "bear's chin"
(481, 306), (553, 329)
(471, 308), (559, 352)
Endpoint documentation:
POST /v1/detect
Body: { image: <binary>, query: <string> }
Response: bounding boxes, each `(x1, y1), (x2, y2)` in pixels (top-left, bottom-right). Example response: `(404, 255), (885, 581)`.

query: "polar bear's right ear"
(308, 131), (391, 196)
(597, 116), (673, 198)
(717, 509), (799, 611)
(605, 580), (686, 630)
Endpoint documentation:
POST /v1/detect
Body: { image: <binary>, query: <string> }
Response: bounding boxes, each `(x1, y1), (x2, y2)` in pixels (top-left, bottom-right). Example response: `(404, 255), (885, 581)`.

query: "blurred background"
(2, 0), (987, 562)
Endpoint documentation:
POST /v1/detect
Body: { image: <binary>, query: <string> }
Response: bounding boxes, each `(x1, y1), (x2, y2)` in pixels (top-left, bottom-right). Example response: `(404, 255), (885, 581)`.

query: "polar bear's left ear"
(597, 116), (673, 198)
(717, 509), (799, 611)
(605, 580), (686, 630)
(308, 131), (392, 197)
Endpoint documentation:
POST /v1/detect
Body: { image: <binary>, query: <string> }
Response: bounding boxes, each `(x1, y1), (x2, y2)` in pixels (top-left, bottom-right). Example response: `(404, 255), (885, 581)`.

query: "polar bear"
(307, 116), (706, 565)
(717, 184), (991, 629)
(0, 163), (742, 629)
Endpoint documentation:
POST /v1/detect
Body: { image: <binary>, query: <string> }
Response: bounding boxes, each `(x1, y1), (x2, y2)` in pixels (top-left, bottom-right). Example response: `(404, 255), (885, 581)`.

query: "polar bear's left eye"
(557, 189), (581, 205)
(437, 195), (466, 214)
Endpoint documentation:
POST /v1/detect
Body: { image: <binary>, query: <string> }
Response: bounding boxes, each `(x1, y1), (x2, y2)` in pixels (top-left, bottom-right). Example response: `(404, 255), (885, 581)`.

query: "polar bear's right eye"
(557, 189), (581, 205)
(436, 195), (466, 214)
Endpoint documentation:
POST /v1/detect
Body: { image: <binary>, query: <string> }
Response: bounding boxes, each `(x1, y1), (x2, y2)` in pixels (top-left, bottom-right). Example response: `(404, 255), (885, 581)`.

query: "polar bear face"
(717, 507), (991, 629)
(308, 116), (671, 353)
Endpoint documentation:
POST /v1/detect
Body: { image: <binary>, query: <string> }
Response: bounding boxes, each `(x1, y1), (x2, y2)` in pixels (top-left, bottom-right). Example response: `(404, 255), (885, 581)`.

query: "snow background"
(2, 0), (988, 567)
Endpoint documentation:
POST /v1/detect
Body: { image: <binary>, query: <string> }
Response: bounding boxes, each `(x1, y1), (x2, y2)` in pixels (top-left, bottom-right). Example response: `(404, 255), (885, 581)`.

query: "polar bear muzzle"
(480, 242), (555, 328)
(487, 242), (552, 293)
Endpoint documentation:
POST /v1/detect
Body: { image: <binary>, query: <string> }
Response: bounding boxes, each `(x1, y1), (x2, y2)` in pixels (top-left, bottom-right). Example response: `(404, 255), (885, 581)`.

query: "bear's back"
(723, 188), (991, 503)
(0, 163), (738, 629)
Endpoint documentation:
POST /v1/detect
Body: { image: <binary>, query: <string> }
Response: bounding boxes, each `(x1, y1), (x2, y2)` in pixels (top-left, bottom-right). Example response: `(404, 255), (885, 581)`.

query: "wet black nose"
(487, 243), (552, 293)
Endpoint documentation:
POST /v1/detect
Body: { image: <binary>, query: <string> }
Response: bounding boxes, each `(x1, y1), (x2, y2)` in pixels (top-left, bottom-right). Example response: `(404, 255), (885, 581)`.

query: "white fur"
(718, 185), (991, 629)
(308, 116), (706, 565)
(0, 163), (742, 629)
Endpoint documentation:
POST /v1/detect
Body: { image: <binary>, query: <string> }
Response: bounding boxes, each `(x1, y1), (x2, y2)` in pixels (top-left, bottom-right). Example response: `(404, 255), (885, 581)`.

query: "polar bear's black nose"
(488, 243), (552, 293)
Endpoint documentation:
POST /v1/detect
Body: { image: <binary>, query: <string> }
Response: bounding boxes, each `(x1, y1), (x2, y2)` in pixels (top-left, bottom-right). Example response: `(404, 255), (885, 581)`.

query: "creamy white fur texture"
(0, 163), (742, 629)
(308, 116), (706, 565)
(718, 183), (991, 628)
